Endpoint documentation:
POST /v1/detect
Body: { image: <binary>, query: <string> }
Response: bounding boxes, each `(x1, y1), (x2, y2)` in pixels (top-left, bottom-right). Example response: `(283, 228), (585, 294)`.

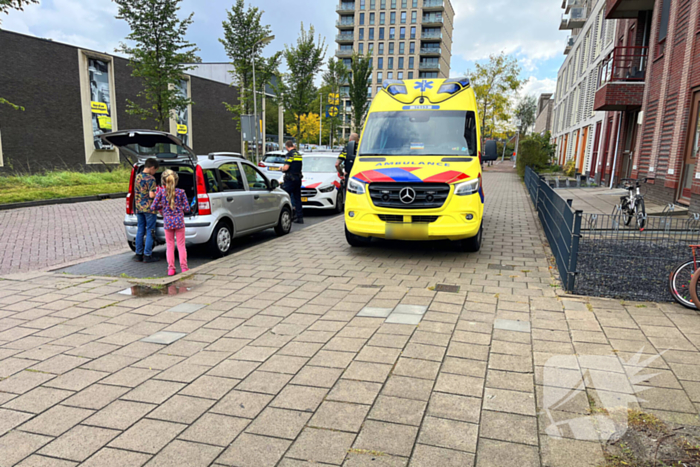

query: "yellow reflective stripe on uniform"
(338, 151), (347, 160)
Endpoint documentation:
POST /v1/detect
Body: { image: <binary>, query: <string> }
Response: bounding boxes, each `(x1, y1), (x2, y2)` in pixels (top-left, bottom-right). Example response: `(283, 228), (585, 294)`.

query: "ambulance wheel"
(345, 226), (371, 247)
(460, 224), (483, 253)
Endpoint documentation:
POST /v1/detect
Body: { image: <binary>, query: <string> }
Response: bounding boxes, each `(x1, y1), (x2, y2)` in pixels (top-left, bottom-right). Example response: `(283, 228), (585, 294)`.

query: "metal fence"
(524, 166), (700, 302)
(525, 166), (581, 291)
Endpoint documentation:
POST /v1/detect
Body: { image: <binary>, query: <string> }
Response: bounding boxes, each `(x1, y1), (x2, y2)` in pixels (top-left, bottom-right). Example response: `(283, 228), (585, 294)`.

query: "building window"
(378, 57), (384, 69)
(370, 0), (375, 8)
(369, 12), (375, 24)
(398, 71), (404, 79)
(343, 58), (352, 67)
(408, 71), (413, 79)
(388, 71), (393, 79)
(389, 27), (395, 39)
(368, 86), (372, 97)
(398, 56), (404, 68)
(360, 13), (365, 24)
(412, 0), (417, 6)
(390, 12), (395, 24)
(172, 80), (191, 146)
(360, 0), (365, 9)
(658, 0), (671, 42)
(389, 42), (394, 54)
(380, 12), (385, 24)
(411, 11), (417, 23)
(420, 71), (438, 78)
(378, 42), (384, 54)
(359, 28), (364, 39)
(359, 42), (364, 53)
(377, 71), (383, 82)
(80, 53), (119, 164)
(379, 27), (385, 39)
(401, 11), (406, 23)
(400, 42), (405, 54)
(369, 42), (374, 52)
(377, 85), (382, 93)
(408, 42), (414, 54)
(408, 56), (414, 68)
(410, 26), (416, 39)
(388, 57), (394, 69)
(391, 0), (396, 8)
(369, 28), (375, 39)
(381, 0), (386, 8)
(401, 0), (407, 7)
(400, 26), (406, 39)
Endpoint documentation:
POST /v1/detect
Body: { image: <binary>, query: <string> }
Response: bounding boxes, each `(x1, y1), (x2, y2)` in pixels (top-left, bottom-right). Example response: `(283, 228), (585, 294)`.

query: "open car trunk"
(134, 164), (197, 216)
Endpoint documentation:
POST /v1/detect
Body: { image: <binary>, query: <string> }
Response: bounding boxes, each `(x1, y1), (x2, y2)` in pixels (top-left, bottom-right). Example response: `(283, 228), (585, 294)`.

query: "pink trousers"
(165, 228), (188, 271)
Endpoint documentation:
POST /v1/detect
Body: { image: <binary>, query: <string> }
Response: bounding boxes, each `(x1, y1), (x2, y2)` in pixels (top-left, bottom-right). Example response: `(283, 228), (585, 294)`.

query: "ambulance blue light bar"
(382, 79), (407, 95)
(438, 77), (471, 95)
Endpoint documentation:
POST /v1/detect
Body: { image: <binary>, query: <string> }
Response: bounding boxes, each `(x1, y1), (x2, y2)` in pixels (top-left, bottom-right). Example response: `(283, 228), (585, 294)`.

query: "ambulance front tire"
(345, 225), (372, 247)
(460, 224), (483, 253)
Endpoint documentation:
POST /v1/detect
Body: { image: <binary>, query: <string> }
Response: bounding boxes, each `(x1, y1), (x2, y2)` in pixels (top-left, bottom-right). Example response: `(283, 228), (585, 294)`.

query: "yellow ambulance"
(344, 77), (484, 252)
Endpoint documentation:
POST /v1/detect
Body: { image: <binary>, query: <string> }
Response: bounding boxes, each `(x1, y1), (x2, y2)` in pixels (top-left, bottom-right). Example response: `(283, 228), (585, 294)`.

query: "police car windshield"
(359, 110), (477, 156)
(303, 157), (337, 173)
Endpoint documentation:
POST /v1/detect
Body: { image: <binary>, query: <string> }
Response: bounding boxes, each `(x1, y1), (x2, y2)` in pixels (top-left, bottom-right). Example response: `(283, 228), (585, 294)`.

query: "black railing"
(525, 166), (700, 302)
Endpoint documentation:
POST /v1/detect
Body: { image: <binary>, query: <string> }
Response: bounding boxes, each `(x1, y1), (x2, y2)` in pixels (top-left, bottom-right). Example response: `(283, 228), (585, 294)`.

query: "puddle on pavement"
(118, 283), (195, 297)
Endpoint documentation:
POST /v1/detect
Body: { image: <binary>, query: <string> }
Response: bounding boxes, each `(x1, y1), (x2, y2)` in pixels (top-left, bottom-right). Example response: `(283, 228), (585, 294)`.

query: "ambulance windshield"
(359, 110), (477, 156)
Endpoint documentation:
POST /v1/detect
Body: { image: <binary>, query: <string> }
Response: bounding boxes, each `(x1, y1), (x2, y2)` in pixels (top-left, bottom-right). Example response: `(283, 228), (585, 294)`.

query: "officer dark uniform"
(282, 145), (304, 224)
(336, 137), (359, 191)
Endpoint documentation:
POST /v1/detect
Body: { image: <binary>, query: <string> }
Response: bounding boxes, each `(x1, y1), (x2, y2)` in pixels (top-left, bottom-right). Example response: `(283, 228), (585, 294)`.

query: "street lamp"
(252, 35), (274, 163)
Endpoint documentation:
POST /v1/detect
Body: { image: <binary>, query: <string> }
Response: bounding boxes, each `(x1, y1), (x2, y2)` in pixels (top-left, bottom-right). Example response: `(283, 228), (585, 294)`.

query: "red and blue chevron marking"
(352, 167), (470, 184)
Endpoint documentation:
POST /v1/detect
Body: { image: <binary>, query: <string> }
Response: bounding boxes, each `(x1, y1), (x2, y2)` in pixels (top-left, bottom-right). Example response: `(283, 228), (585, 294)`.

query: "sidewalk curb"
(0, 192), (127, 211)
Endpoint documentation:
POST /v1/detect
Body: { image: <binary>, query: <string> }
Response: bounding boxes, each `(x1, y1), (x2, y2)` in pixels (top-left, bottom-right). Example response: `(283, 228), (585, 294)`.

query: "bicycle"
(669, 245), (700, 309)
(619, 178), (647, 230)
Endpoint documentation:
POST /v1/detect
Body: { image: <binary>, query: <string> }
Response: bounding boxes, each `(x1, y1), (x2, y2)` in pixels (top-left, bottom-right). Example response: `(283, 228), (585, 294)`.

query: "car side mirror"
(270, 179), (280, 190)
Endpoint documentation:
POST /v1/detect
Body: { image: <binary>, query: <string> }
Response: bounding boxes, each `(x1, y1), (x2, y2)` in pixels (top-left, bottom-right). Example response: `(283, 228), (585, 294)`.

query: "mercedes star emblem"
(400, 187), (417, 204)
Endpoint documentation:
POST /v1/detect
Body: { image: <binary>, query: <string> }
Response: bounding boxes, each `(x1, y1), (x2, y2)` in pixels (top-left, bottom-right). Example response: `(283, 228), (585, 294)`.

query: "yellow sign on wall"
(97, 115), (112, 131)
(91, 101), (109, 114)
(177, 124), (188, 135)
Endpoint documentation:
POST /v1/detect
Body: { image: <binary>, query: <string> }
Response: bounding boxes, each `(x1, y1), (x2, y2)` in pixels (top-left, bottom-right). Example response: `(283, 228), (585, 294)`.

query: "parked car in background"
(101, 130), (293, 258)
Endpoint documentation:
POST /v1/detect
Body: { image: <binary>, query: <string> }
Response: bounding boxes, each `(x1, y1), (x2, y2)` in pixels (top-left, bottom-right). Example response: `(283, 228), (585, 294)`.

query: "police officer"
(281, 140), (304, 224)
(336, 133), (360, 191)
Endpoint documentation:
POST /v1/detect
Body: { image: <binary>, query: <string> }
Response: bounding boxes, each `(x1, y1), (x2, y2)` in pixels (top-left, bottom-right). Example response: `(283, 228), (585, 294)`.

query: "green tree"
(348, 52), (373, 132)
(220, 0), (280, 129)
(515, 94), (538, 135)
(516, 131), (555, 177)
(114, 0), (199, 130)
(322, 57), (347, 147)
(1, 0), (39, 110)
(467, 52), (525, 139)
(277, 24), (326, 141)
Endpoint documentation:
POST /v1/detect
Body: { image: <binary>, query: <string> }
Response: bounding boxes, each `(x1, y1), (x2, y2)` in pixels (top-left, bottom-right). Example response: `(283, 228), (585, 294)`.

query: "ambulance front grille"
(369, 183), (450, 209)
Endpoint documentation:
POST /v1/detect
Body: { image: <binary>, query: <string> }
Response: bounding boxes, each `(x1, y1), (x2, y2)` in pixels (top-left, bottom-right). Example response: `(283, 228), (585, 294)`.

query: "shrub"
(516, 131), (555, 177)
(563, 160), (576, 177)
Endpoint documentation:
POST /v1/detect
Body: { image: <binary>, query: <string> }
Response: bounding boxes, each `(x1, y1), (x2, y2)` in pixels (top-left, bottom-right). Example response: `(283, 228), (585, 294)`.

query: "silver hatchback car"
(101, 130), (294, 257)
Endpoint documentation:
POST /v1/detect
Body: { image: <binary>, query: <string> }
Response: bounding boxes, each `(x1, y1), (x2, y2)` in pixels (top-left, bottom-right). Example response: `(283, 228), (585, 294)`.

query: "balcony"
(420, 47), (441, 56)
(336, 19), (355, 29)
(560, 7), (588, 29)
(422, 14), (443, 26)
(423, 0), (444, 11)
(419, 61), (440, 71)
(594, 46), (648, 111)
(421, 31), (442, 40)
(336, 49), (354, 58)
(605, 0), (655, 19)
(336, 33), (354, 43)
(336, 2), (355, 13)
(564, 0), (583, 13)
(564, 35), (576, 55)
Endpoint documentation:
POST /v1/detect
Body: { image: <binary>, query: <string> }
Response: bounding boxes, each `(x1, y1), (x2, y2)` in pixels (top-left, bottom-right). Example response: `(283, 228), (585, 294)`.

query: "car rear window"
(264, 155), (286, 164)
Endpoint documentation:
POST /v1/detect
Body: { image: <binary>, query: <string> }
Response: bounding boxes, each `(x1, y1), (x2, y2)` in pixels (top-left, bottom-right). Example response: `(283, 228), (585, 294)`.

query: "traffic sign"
(328, 93), (339, 106)
(326, 105), (339, 118)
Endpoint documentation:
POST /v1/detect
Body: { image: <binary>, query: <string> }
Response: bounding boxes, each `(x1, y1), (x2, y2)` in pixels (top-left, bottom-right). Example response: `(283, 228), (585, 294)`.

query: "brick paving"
(0, 200), (127, 275)
(1, 169), (700, 466)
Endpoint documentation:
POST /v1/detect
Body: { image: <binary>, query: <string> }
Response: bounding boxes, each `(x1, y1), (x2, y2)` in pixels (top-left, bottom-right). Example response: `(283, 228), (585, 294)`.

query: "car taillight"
(126, 164), (136, 215)
(195, 165), (211, 215)
(258, 162), (266, 167)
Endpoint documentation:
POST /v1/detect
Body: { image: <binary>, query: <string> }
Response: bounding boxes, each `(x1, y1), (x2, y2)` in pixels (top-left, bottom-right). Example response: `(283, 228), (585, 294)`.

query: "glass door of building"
(679, 92), (700, 204)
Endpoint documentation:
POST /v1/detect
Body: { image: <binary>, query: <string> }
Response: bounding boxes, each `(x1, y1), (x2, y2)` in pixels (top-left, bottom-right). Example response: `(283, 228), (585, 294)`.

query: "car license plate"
(268, 167), (279, 171)
(301, 197), (308, 202)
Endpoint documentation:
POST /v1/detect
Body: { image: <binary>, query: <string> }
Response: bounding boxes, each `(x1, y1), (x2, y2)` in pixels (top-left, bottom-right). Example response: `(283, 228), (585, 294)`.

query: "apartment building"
(534, 93), (555, 135)
(335, 0), (455, 136)
(595, 0), (700, 210)
(552, 0), (619, 179)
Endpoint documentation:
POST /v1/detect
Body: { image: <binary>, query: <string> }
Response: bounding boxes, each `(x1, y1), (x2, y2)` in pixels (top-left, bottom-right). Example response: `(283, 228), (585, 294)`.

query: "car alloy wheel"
(281, 209), (292, 232)
(217, 226), (231, 254)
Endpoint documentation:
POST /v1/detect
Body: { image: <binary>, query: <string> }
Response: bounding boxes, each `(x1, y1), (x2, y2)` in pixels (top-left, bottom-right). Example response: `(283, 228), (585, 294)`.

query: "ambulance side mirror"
(346, 140), (357, 159)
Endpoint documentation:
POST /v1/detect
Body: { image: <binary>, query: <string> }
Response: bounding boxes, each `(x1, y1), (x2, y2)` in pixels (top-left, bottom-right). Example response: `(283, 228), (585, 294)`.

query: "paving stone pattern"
(0, 199), (127, 275)
(2, 169), (700, 466)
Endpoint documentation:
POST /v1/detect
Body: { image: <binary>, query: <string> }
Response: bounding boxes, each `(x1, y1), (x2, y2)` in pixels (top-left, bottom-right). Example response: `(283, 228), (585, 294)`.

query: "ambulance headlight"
(454, 178), (480, 196)
(348, 178), (366, 195)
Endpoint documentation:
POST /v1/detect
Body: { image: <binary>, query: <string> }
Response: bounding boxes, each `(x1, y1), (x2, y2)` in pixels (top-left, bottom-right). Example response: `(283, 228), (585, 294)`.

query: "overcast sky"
(3, 0), (568, 99)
